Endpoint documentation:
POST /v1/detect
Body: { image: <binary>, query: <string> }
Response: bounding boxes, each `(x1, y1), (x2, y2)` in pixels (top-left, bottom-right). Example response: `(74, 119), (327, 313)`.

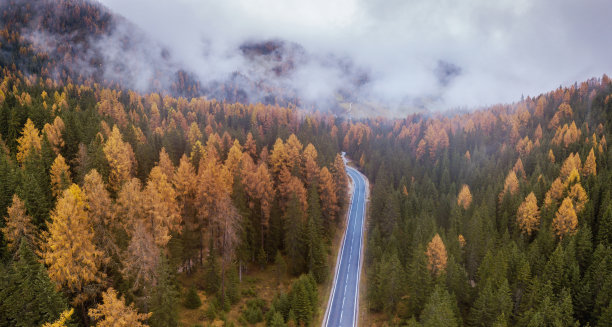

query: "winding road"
(322, 159), (367, 327)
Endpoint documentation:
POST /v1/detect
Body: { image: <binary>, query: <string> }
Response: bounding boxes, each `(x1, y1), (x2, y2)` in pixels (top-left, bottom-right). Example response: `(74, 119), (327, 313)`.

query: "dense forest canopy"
(1, 1), (612, 327)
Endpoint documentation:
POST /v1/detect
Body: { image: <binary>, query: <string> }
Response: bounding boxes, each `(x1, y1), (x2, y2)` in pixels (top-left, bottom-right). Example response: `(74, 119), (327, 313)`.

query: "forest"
(1, 0), (612, 326)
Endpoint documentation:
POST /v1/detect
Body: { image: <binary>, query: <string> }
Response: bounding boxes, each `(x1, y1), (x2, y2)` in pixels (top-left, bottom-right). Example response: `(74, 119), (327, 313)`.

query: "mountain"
(0, 0), (373, 114)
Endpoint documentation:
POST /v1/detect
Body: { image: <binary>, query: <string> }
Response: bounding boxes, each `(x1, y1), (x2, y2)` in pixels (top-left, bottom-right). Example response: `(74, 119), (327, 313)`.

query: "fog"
(98, 0), (612, 112)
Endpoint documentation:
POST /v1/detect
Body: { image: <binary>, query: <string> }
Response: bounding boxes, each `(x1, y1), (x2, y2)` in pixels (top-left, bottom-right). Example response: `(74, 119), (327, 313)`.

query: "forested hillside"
(0, 68), (350, 326)
(348, 77), (612, 326)
(1, 2), (612, 326)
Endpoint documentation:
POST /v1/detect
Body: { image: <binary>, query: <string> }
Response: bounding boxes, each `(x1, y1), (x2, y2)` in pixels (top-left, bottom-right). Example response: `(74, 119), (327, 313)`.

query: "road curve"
(322, 160), (367, 327)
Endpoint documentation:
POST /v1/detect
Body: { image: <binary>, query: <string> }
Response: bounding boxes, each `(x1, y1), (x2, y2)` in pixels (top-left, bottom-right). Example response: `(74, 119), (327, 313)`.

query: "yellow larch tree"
(43, 184), (104, 304)
(50, 154), (71, 198)
(319, 167), (339, 223)
(143, 166), (182, 247)
(583, 148), (596, 176)
(269, 138), (289, 178)
(569, 183), (588, 213)
(458, 234), (466, 248)
(513, 158), (526, 179)
(244, 132), (257, 160)
(563, 121), (580, 147)
(303, 143), (319, 186)
(1, 194), (38, 251)
(187, 122), (202, 149)
(43, 308), (74, 327)
(534, 123), (543, 141)
(457, 184), (472, 210)
(560, 153), (581, 180)
(225, 139), (243, 179)
(88, 288), (151, 327)
(426, 233), (448, 276)
(83, 169), (116, 259)
(331, 154), (348, 209)
(552, 197), (578, 239)
(103, 125), (136, 193)
(157, 147), (175, 180)
(16, 118), (42, 164)
(544, 177), (565, 207)
(499, 170), (519, 201)
(516, 192), (540, 236)
(548, 149), (555, 163)
(285, 134), (303, 173)
(43, 116), (65, 154)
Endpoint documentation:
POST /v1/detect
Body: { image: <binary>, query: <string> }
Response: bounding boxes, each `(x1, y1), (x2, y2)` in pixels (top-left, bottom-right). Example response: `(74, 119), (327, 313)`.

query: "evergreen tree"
(148, 256), (179, 327)
(284, 193), (306, 275)
(421, 285), (460, 327)
(0, 240), (68, 327)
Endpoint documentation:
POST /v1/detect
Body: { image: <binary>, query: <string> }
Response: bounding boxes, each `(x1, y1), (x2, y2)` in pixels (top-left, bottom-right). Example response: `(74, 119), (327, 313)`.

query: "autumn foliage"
(516, 192), (540, 236)
(426, 234), (447, 276)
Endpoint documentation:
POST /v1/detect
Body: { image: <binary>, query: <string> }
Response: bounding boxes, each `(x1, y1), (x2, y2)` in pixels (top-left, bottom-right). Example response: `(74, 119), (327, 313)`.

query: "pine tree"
(88, 288), (151, 327)
(284, 193), (306, 275)
(43, 116), (65, 155)
(516, 192), (540, 236)
(148, 256), (179, 327)
(0, 241), (69, 327)
(421, 285), (459, 327)
(183, 286), (202, 309)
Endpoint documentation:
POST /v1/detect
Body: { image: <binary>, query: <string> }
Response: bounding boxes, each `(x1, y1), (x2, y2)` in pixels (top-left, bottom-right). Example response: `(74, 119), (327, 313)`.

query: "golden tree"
(103, 125), (136, 192)
(269, 138), (288, 178)
(513, 158), (526, 179)
(43, 308), (74, 327)
(544, 177), (565, 207)
(83, 169), (116, 259)
(143, 166), (182, 247)
(16, 118), (42, 164)
(458, 234), (466, 248)
(560, 153), (582, 180)
(516, 192), (540, 236)
(563, 121), (580, 147)
(157, 147), (175, 180)
(244, 132), (257, 159)
(303, 143), (319, 186)
(552, 197), (578, 239)
(43, 184), (103, 304)
(426, 234), (447, 276)
(1, 194), (37, 251)
(319, 167), (339, 222)
(187, 122), (202, 149)
(583, 148), (596, 176)
(457, 184), (473, 210)
(43, 116), (65, 154)
(569, 183), (588, 213)
(499, 171), (519, 201)
(88, 288), (151, 327)
(225, 139), (243, 179)
(548, 149), (555, 163)
(285, 134), (303, 172)
(50, 154), (71, 198)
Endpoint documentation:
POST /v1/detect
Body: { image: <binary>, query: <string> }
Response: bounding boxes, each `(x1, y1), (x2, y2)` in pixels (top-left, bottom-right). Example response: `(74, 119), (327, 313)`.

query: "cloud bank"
(98, 0), (612, 112)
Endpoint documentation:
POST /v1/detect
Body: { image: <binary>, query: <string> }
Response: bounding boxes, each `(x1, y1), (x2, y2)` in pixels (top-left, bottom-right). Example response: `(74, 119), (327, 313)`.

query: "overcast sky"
(99, 0), (612, 111)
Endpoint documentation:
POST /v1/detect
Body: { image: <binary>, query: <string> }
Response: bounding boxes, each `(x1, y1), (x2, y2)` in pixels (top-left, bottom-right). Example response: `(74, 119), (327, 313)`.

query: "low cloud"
(95, 0), (612, 113)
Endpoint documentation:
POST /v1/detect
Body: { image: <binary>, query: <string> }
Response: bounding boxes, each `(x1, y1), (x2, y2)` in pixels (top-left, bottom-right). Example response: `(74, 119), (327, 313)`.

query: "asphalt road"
(322, 164), (367, 327)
